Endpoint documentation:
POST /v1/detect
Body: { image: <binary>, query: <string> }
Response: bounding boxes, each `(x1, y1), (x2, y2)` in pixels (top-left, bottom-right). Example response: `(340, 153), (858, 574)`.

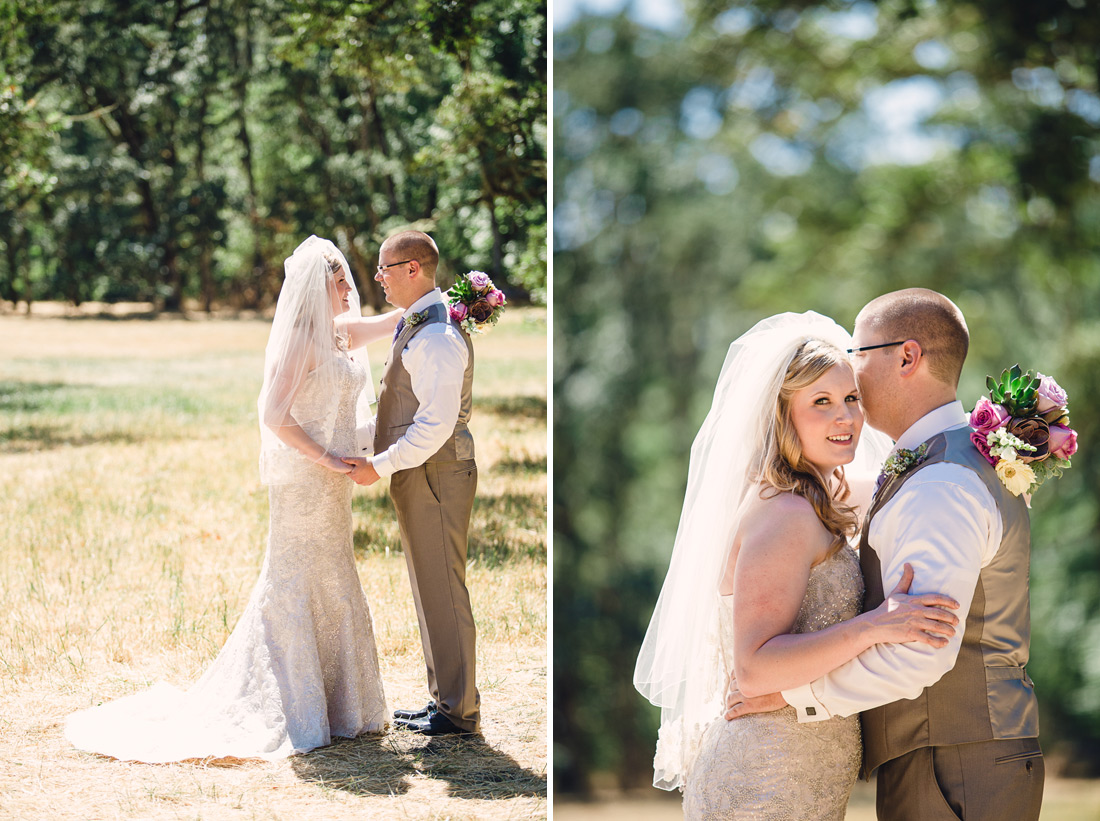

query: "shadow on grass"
(417, 734), (546, 800)
(492, 453), (547, 475)
(475, 395), (546, 420)
(0, 422), (146, 453)
(352, 489), (545, 565)
(0, 381), (72, 412)
(292, 732), (545, 801)
(1, 379), (152, 452)
(290, 734), (414, 796)
(472, 491), (545, 527)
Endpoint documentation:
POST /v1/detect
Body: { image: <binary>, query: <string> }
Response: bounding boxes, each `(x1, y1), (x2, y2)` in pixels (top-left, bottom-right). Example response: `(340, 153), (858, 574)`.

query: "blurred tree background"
(0, 0), (546, 312)
(554, 0), (1100, 795)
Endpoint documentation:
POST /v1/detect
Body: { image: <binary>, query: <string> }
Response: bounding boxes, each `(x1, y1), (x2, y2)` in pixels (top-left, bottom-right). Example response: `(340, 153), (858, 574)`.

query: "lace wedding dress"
(682, 545), (864, 820)
(66, 355), (387, 762)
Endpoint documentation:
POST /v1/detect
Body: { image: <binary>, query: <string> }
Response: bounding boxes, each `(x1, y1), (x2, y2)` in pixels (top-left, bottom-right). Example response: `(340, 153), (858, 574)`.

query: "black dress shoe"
(394, 711), (474, 736)
(393, 701), (436, 721)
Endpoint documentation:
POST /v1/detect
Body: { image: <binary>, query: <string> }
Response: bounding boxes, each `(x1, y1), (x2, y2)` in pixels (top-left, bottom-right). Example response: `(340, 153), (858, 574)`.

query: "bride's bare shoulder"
(743, 486), (818, 522)
(740, 488), (830, 550)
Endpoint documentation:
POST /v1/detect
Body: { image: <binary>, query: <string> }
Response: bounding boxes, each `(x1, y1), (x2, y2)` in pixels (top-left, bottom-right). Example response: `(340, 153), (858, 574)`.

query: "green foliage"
(555, 0), (1100, 793)
(1, 0), (546, 310)
(987, 365), (1040, 417)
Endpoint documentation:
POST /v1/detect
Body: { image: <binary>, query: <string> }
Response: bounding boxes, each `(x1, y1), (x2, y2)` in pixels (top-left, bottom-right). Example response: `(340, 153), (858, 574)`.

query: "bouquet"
(446, 271), (506, 335)
(969, 365), (1078, 501)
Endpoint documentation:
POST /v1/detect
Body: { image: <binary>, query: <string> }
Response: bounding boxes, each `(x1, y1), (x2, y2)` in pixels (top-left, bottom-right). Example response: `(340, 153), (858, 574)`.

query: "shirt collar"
(893, 400), (968, 453)
(403, 288), (444, 318)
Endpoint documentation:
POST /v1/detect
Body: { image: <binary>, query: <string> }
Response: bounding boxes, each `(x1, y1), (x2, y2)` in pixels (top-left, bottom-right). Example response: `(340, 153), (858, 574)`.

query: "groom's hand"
(725, 679), (787, 721)
(343, 457), (381, 486)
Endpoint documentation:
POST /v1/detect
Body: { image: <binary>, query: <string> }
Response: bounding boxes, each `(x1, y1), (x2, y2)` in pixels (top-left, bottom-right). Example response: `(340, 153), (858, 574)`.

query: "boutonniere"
(405, 310), (429, 329)
(881, 443), (930, 481)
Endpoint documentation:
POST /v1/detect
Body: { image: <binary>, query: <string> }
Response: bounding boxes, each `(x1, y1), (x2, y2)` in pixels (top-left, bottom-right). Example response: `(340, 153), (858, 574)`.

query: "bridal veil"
(257, 235), (374, 484)
(633, 311), (891, 791)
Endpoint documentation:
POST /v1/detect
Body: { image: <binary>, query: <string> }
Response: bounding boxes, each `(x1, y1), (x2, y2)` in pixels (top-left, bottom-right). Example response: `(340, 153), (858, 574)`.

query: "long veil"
(633, 311), (892, 791)
(257, 235), (374, 485)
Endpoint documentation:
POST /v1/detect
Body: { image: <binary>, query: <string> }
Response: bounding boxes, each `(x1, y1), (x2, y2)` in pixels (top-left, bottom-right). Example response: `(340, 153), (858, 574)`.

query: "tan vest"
(859, 427), (1038, 776)
(373, 301), (475, 464)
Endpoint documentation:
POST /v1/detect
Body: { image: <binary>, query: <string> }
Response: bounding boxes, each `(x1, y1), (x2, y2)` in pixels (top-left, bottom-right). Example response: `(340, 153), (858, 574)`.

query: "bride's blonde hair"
(323, 252), (351, 352)
(753, 338), (860, 563)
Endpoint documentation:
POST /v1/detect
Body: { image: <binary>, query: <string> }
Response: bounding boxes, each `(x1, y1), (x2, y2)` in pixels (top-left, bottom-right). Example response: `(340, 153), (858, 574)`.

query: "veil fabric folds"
(633, 311), (892, 791)
(257, 235), (374, 485)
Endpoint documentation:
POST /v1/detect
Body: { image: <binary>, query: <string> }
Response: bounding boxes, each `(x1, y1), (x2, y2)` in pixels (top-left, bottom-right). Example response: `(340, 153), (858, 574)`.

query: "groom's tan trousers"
(875, 737), (1043, 821)
(390, 459), (480, 732)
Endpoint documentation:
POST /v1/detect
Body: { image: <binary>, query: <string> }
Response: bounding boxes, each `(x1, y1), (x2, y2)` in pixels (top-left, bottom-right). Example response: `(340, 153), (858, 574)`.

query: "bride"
(66, 236), (401, 762)
(634, 312), (960, 819)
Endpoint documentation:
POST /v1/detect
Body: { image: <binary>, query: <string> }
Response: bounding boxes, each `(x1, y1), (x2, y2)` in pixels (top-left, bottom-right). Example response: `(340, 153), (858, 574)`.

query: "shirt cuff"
(372, 449), (397, 479)
(781, 680), (832, 723)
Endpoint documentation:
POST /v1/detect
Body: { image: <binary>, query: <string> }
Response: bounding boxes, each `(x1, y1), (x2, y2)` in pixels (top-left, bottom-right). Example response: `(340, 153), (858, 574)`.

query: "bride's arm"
(262, 355), (352, 474)
(731, 494), (959, 699)
(338, 309), (403, 348)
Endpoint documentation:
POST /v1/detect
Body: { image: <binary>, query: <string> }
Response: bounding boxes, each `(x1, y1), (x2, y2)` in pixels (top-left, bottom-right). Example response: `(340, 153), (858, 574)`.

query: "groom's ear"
(898, 340), (922, 377)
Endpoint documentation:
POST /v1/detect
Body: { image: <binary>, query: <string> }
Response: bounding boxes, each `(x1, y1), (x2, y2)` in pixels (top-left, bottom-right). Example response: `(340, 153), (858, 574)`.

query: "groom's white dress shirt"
(361, 288), (468, 478)
(783, 401), (1003, 722)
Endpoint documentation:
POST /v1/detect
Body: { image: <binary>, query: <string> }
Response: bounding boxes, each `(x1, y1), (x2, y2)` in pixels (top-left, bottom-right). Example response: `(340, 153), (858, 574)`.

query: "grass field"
(0, 305), (547, 820)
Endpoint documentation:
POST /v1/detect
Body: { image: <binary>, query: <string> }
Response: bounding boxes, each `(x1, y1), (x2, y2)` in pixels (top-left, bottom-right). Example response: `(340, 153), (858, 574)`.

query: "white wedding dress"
(66, 354), (387, 762)
(682, 545), (864, 819)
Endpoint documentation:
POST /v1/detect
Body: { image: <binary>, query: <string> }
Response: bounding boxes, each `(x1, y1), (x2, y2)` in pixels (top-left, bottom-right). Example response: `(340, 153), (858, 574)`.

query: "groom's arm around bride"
(734, 290), (1043, 821)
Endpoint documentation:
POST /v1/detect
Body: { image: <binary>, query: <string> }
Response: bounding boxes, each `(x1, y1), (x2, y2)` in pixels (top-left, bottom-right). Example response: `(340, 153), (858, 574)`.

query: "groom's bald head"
(856, 289), (969, 387)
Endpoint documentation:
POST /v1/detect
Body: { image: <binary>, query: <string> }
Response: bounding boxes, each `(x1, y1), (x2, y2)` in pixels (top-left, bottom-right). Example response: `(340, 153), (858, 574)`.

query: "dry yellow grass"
(0, 307), (547, 820)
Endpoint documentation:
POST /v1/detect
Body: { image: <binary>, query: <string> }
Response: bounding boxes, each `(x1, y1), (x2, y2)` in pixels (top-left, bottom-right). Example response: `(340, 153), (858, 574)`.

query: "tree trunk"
(233, 3), (264, 308)
(196, 60), (214, 312)
(342, 225), (385, 313)
(487, 196), (504, 279)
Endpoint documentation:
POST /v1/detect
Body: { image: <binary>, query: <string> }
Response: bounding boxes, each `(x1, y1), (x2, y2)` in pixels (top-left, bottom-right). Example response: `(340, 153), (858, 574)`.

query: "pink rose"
(969, 396), (1010, 434)
(1036, 373), (1068, 413)
(487, 288), (505, 308)
(970, 430), (998, 466)
(1048, 424), (1078, 460)
(449, 302), (469, 322)
(468, 271), (492, 293)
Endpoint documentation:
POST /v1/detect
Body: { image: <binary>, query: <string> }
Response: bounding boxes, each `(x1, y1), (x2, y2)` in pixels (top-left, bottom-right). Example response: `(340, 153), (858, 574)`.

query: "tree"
(1, 0), (547, 311)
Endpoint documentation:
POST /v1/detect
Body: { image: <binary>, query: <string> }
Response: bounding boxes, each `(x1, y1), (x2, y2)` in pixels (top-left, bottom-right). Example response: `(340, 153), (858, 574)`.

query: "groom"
(346, 229), (480, 736)
(730, 289), (1043, 820)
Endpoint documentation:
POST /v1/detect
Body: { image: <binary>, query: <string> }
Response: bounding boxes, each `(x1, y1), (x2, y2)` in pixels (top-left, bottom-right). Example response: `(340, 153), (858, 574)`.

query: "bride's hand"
(868, 563), (960, 648)
(320, 453), (354, 474)
(725, 678), (787, 720)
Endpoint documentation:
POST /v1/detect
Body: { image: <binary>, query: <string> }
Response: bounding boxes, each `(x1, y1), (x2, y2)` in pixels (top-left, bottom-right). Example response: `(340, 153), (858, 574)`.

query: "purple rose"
(487, 288), (506, 308)
(969, 396), (1010, 434)
(1036, 373), (1068, 413)
(970, 430), (998, 466)
(1048, 424), (1078, 460)
(468, 271), (492, 293)
(449, 302), (469, 322)
(469, 298), (494, 323)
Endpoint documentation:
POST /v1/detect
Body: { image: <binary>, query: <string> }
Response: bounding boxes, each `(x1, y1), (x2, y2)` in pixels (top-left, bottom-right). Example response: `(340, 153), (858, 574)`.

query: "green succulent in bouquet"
(986, 365), (1040, 417)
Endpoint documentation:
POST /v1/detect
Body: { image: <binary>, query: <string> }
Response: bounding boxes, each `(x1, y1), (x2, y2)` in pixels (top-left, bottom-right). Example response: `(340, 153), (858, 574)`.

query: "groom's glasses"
(846, 340), (907, 355)
(377, 259), (414, 274)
